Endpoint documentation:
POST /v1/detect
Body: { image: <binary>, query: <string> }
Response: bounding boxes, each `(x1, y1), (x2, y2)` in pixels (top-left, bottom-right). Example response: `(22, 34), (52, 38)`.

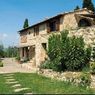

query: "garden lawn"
(0, 73), (95, 94)
(13, 73), (95, 94)
(0, 74), (14, 94)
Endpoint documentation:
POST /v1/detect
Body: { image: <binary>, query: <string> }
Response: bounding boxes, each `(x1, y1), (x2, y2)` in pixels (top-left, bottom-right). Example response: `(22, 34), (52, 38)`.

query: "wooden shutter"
(47, 22), (50, 33)
(34, 26), (39, 36)
(56, 19), (60, 31)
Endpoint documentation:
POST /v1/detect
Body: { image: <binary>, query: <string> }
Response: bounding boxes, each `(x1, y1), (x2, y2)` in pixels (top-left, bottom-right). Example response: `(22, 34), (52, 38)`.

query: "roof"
(18, 8), (93, 33)
(81, 14), (95, 18)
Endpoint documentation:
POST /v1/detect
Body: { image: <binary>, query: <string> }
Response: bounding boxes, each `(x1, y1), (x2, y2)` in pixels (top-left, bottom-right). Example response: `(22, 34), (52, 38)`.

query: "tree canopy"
(23, 18), (29, 29)
(74, 6), (80, 10)
(0, 44), (4, 58)
(82, 0), (95, 12)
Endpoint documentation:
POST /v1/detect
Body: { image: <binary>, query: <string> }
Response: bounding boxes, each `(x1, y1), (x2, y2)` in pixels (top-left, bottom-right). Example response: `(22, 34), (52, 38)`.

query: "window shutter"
(47, 22), (50, 33)
(56, 19), (60, 31)
(34, 26), (39, 36)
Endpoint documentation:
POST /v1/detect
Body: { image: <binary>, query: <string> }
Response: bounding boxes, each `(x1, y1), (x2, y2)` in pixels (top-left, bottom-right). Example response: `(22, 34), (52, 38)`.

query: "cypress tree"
(23, 18), (29, 29)
(82, 0), (95, 12)
(74, 6), (80, 10)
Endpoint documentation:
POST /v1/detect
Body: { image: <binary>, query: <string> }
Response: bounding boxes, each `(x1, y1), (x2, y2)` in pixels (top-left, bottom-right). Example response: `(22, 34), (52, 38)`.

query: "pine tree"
(74, 6), (80, 10)
(82, 0), (95, 12)
(23, 18), (29, 29)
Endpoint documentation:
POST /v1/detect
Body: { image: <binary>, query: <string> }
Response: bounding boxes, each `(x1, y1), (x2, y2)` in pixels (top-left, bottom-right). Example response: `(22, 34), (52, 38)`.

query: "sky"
(0, 0), (95, 47)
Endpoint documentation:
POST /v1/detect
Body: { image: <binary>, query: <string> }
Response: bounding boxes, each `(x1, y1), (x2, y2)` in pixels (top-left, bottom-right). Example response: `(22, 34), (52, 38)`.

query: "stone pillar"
(24, 47), (27, 59)
(20, 48), (23, 59)
(35, 42), (41, 67)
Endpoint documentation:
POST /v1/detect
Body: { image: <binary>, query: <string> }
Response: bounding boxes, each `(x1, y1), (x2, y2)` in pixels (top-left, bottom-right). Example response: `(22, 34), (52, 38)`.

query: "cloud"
(0, 33), (8, 40)
(3, 33), (8, 38)
(0, 33), (19, 47)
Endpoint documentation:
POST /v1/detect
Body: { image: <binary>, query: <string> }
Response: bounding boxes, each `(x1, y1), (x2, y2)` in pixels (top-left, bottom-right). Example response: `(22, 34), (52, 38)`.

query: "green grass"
(0, 73), (95, 94)
(13, 73), (95, 94)
(0, 74), (14, 94)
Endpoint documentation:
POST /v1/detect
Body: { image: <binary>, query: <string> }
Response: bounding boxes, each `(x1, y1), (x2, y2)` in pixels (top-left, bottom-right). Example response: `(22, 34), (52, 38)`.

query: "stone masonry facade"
(18, 8), (95, 68)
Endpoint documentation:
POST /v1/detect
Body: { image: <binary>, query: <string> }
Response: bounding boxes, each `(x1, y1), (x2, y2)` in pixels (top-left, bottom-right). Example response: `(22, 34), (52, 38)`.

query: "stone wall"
(60, 9), (91, 31)
(69, 26), (95, 47)
(34, 26), (95, 67)
(37, 69), (95, 88)
(37, 69), (91, 87)
(90, 75), (95, 88)
(19, 9), (92, 47)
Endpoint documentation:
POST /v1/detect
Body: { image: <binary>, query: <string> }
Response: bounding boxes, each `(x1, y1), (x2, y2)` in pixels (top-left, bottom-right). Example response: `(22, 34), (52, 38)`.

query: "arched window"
(78, 18), (91, 27)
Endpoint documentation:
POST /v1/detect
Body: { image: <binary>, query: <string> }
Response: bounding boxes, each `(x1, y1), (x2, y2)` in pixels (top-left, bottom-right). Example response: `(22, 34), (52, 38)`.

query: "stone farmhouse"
(18, 8), (95, 68)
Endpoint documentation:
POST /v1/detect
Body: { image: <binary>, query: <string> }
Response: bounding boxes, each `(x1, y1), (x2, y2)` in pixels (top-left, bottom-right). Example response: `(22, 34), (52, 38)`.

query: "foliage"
(4, 46), (19, 58)
(80, 72), (91, 87)
(40, 60), (52, 69)
(82, 0), (95, 12)
(0, 61), (3, 67)
(40, 59), (61, 71)
(92, 45), (95, 61)
(23, 18), (29, 29)
(82, 65), (90, 73)
(90, 62), (95, 74)
(74, 6), (80, 10)
(15, 56), (20, 61)
(0, 44), (19, 58)
(85, 47), (92, 64)
(61, 34), (87, 71)
(42, 30), (92, 71)
(0, 44), (5, 58)
(48, 34), (61, 61)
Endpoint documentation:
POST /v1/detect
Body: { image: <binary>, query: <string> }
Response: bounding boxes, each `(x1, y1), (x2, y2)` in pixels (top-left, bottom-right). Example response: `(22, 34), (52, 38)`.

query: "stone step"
(6, 81), (19, 84)
(6, 79), (15, 82)
(12, 84), (21, 88)
(21, 63), (36, 71)
(21, 64), (32, 70)
(4, 74), (14, 77)
(14, 88), (30, 92)
(25, 93), (33, 94)
(4, 76), (14, 79)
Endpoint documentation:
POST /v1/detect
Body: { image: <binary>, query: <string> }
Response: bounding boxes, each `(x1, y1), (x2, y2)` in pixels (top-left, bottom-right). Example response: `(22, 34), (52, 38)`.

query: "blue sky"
(0, 0), (95, 47)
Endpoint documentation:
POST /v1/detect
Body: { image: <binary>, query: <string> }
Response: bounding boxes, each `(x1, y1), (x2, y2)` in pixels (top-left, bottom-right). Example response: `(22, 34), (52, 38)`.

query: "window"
(78, 18), (91, 27)
(49, 21), (56, 32)
(21, 35), (27, 43)
(42, 43), (47, 50)
(34, 26), (39, 36)
(47, 19), (60, 33)
(22, 48), (24, 57)
(28, 31), (31, 34)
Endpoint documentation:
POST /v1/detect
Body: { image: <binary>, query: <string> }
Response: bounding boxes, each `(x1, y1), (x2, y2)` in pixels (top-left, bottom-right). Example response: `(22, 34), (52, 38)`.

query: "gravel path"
(0, 58), (34, 74)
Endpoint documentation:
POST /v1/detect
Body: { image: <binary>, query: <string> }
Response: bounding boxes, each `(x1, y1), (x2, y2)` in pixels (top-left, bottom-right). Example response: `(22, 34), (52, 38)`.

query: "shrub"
(40, 60), (52, 69)
(85, 47), (92, 65)
(48, 34), (62, 61)
(42, 30), (91, 71)
(40, 59), (61, 71)
(61, 35), (91, 71)
(90, 62), (95, 74)
(15, 56), (20, 61)
(0, 62), (3, 67)
(80, 72), (91, 87)
(92, 44), (95, 61)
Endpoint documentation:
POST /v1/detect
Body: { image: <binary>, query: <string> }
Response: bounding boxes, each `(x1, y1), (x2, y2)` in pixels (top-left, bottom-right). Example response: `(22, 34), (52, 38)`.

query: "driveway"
(0, 58), (35, 74)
